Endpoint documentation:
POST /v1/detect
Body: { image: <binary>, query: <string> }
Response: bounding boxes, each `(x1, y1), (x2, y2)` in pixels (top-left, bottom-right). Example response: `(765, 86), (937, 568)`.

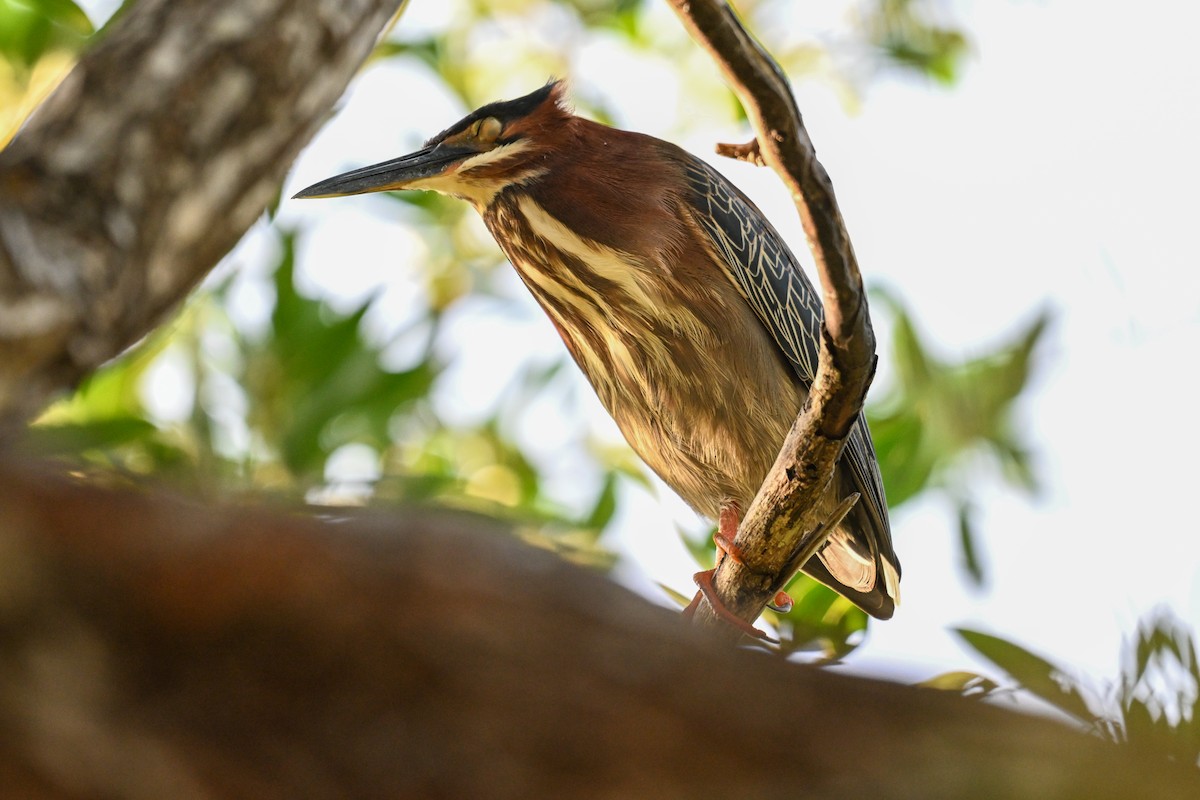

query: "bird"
(294, 81), (900, 623)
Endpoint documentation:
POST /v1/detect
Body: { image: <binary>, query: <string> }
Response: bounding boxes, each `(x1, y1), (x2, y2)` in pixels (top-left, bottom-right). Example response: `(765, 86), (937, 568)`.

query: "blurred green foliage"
(13, 0), (1008, 656)
(955, 610), (1200, 767)
(859, 0), (969, 85)
(0, 0), (92, 144)
(869, 288), (1051, 588)
(249, 233), (437, 482)
(0, 0), (91, 70)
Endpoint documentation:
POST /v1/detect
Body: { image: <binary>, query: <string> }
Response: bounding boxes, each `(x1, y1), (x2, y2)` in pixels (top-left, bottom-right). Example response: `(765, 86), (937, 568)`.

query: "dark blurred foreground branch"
(1, 460), (1197, 799)
(0, 0), (406, 437)
(666, 2), (879, 641)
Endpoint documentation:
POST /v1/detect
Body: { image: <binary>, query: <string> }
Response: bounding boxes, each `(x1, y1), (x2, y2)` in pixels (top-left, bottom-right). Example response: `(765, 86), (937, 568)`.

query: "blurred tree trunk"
(1, 459), (1197, 799)
(0, 0), (405, 436)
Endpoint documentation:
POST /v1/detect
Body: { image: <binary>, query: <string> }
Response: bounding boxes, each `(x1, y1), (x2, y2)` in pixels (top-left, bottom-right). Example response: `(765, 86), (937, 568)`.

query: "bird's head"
(293, 81), (570, 208)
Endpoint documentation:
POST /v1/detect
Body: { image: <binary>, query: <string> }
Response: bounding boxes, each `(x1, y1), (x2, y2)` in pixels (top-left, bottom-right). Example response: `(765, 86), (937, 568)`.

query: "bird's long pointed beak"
(292, 143), (474, 199)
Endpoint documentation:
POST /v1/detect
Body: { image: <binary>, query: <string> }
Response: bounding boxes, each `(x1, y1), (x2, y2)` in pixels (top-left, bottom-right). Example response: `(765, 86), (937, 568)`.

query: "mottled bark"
(1, 460), (1196, 799)
(0, 0), (405, 436)
(666, 1), (881, 642)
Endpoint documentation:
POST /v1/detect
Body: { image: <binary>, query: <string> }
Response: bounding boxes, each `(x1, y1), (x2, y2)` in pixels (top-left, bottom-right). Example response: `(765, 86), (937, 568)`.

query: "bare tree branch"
(666, 1), (880, 641)
(0, 0), (406, 438)
(1, 460), (1197, 799)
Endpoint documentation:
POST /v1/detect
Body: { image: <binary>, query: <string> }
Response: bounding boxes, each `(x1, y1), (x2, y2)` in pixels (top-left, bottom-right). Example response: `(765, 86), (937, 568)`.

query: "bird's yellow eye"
(476, 116), (502, 144)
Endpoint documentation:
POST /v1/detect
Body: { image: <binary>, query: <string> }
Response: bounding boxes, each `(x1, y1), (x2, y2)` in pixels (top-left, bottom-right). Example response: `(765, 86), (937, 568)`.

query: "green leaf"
(773, 574), (868, 658)
(657, 582), (693, 610)
(32, 0), (92, 34)
(956, 500), (985, 587)
(919, 670), (1000, 698)
(241, 229), (444, 480)
(23, 416), (160, 455)
(582, 470), (619, 531)
(863, 0), (970, 85)
(371, 36), (440, 69)
(1122, 698), (1160, 746)
(869, 289), (1051, 585)
(883, 294), (935, 392)
(0, 0), (92, 68)
(1116, 610), (1200, 761)
(955, 628), (1098, 725)
(681, 523), (722, 571)
(866, 409), (933, 507)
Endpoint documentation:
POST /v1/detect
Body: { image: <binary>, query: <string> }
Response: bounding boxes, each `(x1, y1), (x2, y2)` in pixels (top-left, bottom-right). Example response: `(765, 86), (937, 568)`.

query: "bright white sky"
(80, 0), (1200, 690)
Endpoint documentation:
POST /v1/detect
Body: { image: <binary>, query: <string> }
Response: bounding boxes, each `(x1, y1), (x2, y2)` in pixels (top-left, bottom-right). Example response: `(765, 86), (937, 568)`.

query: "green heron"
(295, 81), (900, 622)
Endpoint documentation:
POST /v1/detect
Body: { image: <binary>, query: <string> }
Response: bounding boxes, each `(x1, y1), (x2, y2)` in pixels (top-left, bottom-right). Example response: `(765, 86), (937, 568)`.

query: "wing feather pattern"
(682, 156), (900, 609)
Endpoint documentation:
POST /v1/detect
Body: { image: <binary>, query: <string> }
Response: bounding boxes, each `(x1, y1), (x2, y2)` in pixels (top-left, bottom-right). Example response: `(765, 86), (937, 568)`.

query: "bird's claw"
(767, 590), (793, 614)
(683, 569), (777, 643)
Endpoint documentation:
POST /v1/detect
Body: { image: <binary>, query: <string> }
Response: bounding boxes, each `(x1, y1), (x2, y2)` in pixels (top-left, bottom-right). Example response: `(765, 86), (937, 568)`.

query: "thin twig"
(665, 0), (878, 643)
(714, 139), (765, 165)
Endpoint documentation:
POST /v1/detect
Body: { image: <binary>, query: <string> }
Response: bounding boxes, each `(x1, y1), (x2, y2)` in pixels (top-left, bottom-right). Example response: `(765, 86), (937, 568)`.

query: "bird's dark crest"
(425, 80), (568, 147)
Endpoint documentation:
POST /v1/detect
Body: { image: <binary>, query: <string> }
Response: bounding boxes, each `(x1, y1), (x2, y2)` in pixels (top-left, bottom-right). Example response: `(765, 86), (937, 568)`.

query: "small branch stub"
(715, 139), (765, 165)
